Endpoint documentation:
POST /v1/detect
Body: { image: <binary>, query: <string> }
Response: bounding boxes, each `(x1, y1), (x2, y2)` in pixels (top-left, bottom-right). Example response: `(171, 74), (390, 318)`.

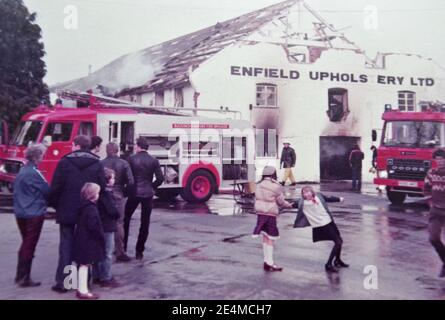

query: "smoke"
(320, 138), (351, 157)
(58, 49), (161, 96)
(110, 50), (159, 92)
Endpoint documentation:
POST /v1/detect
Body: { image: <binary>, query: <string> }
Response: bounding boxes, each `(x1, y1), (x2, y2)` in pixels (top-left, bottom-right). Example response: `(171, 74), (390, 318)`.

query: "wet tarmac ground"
(0, 182), (444, 300)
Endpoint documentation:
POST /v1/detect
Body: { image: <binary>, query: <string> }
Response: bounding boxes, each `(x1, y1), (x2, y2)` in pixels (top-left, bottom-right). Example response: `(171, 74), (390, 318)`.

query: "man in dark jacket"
(50, 135), (107, 293)
(280, 142), (297, 186)
(349, 145), (364, 191)
(124, 137), (164, 260)
(90, 136), (103, 157)
(101, 142), (134, 262)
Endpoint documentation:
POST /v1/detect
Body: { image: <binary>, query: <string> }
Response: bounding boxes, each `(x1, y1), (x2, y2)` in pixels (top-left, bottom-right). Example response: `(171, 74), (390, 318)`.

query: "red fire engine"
(0, 91), (255, 203)
(374, 105), (445, 204)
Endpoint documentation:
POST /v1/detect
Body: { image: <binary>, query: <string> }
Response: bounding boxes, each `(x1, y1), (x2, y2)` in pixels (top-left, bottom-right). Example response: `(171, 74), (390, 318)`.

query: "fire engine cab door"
(107, 121), (135, 159)
(108, 121), (120, 145)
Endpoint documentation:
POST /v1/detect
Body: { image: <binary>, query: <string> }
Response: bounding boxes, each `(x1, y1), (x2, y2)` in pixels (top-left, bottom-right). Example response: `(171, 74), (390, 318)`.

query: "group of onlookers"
(13, 135), (163, 299)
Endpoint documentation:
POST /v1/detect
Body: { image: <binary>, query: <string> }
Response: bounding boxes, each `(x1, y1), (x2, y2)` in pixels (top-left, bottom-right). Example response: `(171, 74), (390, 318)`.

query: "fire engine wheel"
(155, 188), (181, 201)
(181, 170), (216, 203)
(386, 188), (406, 205)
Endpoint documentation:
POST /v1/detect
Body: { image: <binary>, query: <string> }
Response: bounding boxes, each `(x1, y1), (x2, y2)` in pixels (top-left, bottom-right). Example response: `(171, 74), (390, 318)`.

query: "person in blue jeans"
(94, 168), (120, 287)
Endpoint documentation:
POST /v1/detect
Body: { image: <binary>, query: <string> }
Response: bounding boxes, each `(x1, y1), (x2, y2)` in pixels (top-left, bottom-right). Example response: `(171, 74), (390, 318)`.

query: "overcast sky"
(22, 0), (445, 86)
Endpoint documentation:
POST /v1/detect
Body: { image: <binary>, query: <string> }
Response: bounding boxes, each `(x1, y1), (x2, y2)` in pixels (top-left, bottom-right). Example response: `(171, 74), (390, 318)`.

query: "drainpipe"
(188, 65), (200, 116)
(193, 92), (200, 116)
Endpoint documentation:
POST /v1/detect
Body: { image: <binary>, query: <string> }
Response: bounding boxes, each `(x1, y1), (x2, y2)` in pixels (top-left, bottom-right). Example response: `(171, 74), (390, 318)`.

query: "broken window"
(174, 87), (184, 108)
(398, 91), (416, 111)
(256, 84), (277, 107)
(327, 88), (349, 122)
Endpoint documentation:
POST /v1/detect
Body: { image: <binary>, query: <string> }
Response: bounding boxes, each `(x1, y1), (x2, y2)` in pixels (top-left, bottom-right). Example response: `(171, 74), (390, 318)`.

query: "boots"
(325, 263), (339, 273)
(14, 256), (27, 284)
(17, 258), (41, 287)
(334, 259), (349, 268)
(263, 262), (283, 272)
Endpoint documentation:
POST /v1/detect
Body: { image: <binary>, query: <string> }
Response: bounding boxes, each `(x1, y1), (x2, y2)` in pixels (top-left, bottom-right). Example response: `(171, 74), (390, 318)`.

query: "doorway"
(320, 136), (360, 180)
(108, 121), (134, 160)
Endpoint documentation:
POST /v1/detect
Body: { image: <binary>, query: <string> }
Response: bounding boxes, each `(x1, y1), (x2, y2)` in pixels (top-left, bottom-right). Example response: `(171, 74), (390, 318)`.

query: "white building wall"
(183, 85), (196, 109)
(164, 89), (174, 107)
(185, 42), (445, 182)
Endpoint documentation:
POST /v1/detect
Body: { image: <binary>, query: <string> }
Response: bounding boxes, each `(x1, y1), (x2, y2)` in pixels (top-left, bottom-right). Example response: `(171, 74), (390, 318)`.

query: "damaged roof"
(52, 0), (300, 97)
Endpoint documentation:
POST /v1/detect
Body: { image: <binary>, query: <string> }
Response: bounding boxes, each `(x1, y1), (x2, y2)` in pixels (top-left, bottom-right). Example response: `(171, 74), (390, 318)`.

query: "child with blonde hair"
(73, 182), (105, 299)
(294, 186), (348, 273)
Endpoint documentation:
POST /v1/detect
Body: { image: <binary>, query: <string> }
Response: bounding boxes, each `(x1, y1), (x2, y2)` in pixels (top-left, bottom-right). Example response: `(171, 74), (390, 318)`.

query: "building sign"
(230, 66), (435, 87)
(230, 66), (300, 79)
(172, 123), (230, 129)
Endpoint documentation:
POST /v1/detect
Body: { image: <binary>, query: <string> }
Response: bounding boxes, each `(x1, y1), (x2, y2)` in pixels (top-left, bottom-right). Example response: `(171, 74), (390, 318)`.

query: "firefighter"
(349, 145), (364, 192)
(280, 142), (297, 186)
(370, 145), (378, 170)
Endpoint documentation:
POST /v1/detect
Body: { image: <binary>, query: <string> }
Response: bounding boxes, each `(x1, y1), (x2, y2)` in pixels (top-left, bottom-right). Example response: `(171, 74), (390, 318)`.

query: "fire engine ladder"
(58, 90), (242, 119)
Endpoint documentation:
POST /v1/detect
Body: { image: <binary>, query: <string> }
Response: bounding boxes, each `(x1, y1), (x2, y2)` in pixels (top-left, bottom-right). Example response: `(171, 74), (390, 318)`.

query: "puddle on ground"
(384, 216), (427, 231)
(154, 198), (256, 216)
(416, 276), (445, 291)
(222, 234), (249, 243)
(153, 200), (212, 214)
(331, 210), (358, 215)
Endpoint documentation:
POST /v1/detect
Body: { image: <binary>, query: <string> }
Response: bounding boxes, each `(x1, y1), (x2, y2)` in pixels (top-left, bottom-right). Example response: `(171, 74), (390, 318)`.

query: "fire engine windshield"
(383, 121), (445, 148)
(10, 121), (43, 147)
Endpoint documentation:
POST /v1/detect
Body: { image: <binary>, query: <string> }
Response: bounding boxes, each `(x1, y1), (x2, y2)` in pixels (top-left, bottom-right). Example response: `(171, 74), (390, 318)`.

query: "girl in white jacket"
(253, 166), (292, 271)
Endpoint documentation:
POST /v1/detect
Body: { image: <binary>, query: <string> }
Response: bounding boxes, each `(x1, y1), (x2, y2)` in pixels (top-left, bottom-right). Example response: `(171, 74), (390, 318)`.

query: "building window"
(256, 84), (277, 107)
(255, 128), (278, 157)
(155, 91), (164, 106)
(174, 88), (184, 108)
(327, 88), (349, 122)
(398, 91), (416, 111)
